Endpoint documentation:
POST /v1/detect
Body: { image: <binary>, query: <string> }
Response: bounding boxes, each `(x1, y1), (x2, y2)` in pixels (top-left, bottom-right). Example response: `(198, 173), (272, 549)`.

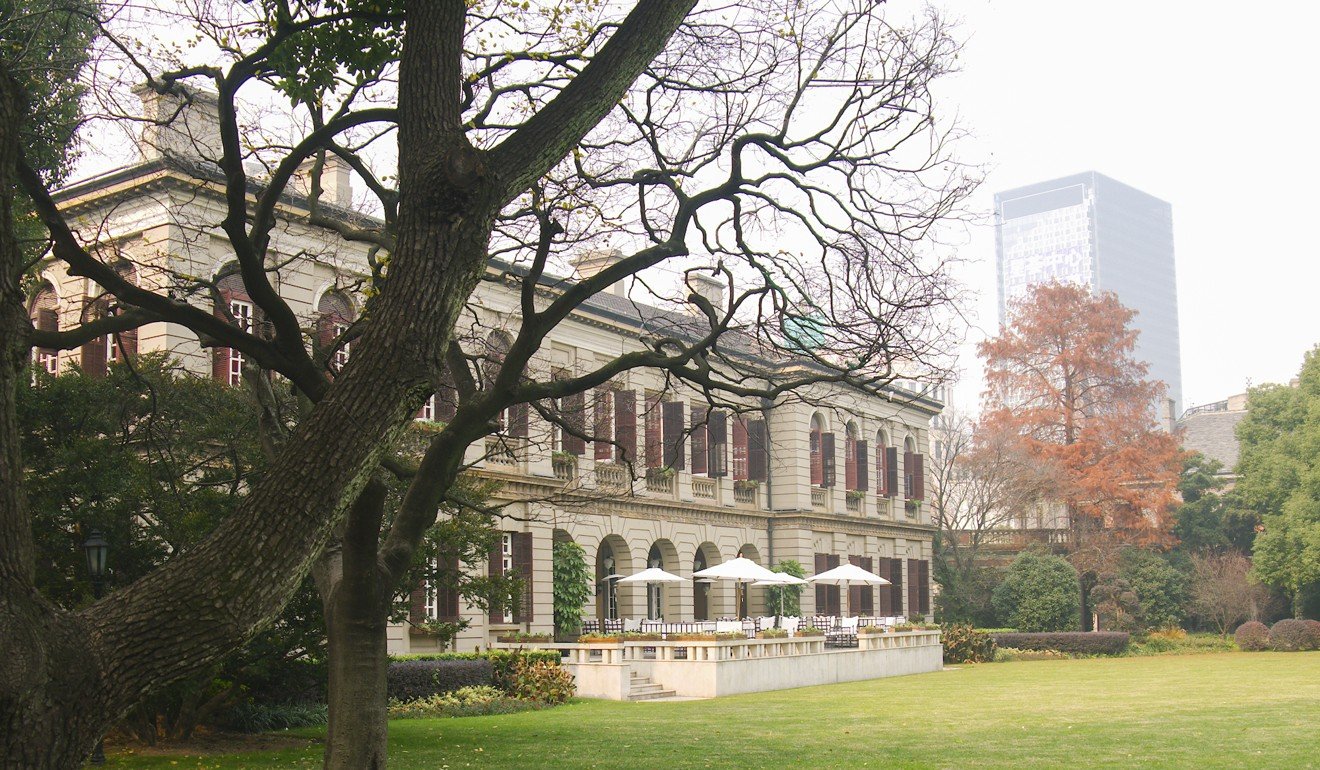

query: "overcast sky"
(926, 0), (1320, 413)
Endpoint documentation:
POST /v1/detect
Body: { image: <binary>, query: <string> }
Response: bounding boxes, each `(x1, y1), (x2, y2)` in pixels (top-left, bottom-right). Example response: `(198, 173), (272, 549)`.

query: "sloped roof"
(1177, 409), (1245, 472)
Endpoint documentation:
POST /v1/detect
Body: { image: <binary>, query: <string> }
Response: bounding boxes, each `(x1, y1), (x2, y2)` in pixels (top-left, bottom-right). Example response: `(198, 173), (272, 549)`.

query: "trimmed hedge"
(1234, 621), (1270, 652)
(990, 631), (1129, 656)
(387, 659), (493, 703)
(1269, 619), (1316, 651)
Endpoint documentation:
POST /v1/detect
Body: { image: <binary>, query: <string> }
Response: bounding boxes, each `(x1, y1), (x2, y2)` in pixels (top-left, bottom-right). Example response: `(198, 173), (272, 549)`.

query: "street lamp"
(82, 529), (108, 766)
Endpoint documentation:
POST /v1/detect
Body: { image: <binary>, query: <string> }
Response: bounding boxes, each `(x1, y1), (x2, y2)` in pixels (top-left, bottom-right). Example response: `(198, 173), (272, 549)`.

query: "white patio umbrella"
(751, 572), (809, 616)
(692, 557), (781, 619)
(615, 567), (687, 584)
(806, 562), (890, 618)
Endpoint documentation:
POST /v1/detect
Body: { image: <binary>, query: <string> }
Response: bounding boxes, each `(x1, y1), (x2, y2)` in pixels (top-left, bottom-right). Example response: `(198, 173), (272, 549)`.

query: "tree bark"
(322, 479), (391, 770)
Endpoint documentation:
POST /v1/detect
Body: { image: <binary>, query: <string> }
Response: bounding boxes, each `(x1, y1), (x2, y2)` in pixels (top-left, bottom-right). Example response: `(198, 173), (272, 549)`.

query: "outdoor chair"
(782, 617), (800, 636)
(581, 619), (601, 634)
(640, 620), (662, 633)
(603, 618), (623, 634)
(623, 618), (642, 633)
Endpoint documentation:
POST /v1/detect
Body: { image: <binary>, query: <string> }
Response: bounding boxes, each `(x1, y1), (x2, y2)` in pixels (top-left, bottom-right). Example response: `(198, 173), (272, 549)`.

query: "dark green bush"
(990, 632), (1129, 655)
(386, 659), (493, 702)
(991, 551), (1081, 632)
(1234, 621), (1270, 651)
(942, 624), (996, 664)
(1268, 619), (1315, 651)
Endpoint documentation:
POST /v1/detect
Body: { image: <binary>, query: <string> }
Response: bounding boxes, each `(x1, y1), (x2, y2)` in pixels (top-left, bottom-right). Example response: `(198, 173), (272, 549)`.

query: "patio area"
(493, 620), (942, 700)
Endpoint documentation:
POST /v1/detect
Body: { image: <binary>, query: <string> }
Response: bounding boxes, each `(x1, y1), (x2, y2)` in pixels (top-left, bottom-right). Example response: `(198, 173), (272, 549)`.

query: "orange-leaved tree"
(978, 282), (1183, 629)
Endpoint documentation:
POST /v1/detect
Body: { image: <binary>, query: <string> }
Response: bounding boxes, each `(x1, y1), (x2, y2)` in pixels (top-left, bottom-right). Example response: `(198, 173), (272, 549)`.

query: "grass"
(106, 652), (1320, 769)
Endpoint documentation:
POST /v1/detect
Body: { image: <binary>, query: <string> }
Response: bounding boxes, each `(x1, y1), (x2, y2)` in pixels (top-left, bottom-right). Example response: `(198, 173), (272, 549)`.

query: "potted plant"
(846, 489), (866, 503)
(551, 450), (578, 466)
(733, 479), (759, 492)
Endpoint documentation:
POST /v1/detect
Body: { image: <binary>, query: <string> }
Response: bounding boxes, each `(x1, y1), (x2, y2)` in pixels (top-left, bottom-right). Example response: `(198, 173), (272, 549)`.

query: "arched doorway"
(693, 542), (721, 621)
(595, 535), (632, 620)
(645, 539), (680, 620)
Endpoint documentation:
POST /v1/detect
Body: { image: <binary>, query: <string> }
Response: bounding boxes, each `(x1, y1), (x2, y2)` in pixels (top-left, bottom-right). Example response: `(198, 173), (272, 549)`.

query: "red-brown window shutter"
(913, 454), (926, 500)
(488, 540), (504, 624)
(903, 451), (916, 500)
(821, 432), (836, 488)
(690, 406), (708, 475)
(81, 337), (107, 378)
(848, 555), (862, 615)
(844, 439), (857, 491)
(438, 554), (461, 620)
(885, 447), (899, 498)
(707, 410), (728, 477)
(593, 389), (613, 461)
(855, 440), (869, 492)
(509, 402), (529, 438)
(814, 553), (828, 614)
(891, 558), (904, 616)
(36, 307), (58, 332)
(877, 559), (893, 615)
(513, 532), (534, 623)
(119, 326), (138, 358)
(614, 389), (637, 463)
(645, 394), (663, 468)
(907, 558), (920, 617)
(563, 391), (587, 455)
(436, 370), (458, 421)
(662, 400), (685, 470)
(917, 559), (930, 614)
(748, 419), (768, 482)
(408, 585), (427, 625)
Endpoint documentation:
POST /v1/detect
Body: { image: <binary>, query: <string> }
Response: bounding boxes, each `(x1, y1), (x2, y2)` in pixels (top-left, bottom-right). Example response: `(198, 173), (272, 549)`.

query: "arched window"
(316, 291), (355, 373)
(876, 429), (895, 500)
(81, 263), (139, 377)
(213, 268), (258, 386)
(844, 421), (868, 492)
(29, 284), (59, 374)
(809, 414), (834, 487)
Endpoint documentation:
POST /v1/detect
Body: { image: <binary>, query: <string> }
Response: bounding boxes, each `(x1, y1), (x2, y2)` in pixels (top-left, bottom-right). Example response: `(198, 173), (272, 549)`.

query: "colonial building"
(31, 88), (939, 655)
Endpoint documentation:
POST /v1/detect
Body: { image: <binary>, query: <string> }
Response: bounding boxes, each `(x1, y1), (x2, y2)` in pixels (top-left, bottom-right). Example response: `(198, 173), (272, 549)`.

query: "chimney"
(572, 249), (626, 297)
(685, 272), (725, 316)
(292, 154), (353, 209)
(132, 83), (223, 167)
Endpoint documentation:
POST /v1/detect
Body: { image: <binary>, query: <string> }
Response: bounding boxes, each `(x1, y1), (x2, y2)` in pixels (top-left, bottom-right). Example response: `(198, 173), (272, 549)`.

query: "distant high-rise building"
(994, 171), (1182, 416)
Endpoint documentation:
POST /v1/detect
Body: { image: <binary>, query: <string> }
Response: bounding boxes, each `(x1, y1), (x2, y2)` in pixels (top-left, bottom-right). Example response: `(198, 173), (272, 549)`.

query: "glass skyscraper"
(994, 171), (1182, 417)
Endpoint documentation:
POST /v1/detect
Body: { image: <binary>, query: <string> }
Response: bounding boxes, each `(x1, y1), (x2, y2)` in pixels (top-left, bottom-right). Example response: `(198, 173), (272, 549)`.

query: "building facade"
(995, 171), (1183, 417)
(31, 90), (939, 656)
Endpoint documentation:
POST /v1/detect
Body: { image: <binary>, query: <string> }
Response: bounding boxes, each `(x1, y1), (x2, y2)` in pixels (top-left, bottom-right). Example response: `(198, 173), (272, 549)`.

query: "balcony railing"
(811, 488), (827, 510)
(692, 477), (717, 501)
(845, 494), (862, 513)
(733, 482), (758, 506)
(485, 438), (517, 467)
(596, 463), (631, 493)
(552, 456), (577, 481)
(645, 468), (675, 496)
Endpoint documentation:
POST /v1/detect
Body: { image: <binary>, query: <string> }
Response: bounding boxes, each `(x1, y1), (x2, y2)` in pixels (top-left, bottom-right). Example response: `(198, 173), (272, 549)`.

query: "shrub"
(495, 631), (552, 643)
(794, 627), (824, 637)
(386, 659), (492, 702)
(507, 658), (576, 704)
(484, 649), (562, 693)
(757, 628), (788, 639)
(990, 632), (1129, 656)
(1269, 619), (1315, 651)
(577, 633), (622, 644)
(388, 686), (538, 720)
(1145, 627), (1187, 642)
(942, 624), (996, 664)
(1234, 621), (1270, 651)
(714, 632), (747, 641)
(993, 647), (1070, 662)
(991, 551), (1081, 632)
(669, 632), (716, 642)
(220, 701), (328, 733)
(1306, 620), (1320, 649)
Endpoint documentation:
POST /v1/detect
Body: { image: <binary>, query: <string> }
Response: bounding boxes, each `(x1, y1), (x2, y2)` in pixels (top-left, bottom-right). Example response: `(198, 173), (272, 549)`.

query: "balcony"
(845, 491), (863, 513)
(733, 480), (759, 507)
(692, 477), (718, 502)
(552, 454), (577, 482)
(645, 467), (675, 496)
(811, 488), (828, 510)
(485, 438), (518, 467)
(597, 463), (631, 493)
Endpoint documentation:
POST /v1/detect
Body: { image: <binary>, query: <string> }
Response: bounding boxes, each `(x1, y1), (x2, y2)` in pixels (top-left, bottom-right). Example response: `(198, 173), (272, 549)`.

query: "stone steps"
(628, 673), (676, 701)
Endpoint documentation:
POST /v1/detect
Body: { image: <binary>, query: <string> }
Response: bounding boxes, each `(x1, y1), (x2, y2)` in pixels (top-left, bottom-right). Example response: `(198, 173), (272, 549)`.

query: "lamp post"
(82, 529), (108, 766)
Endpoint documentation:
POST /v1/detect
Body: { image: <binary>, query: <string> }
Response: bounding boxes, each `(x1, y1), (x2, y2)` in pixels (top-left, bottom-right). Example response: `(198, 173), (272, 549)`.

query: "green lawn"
(108, 652), (1320, 769)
